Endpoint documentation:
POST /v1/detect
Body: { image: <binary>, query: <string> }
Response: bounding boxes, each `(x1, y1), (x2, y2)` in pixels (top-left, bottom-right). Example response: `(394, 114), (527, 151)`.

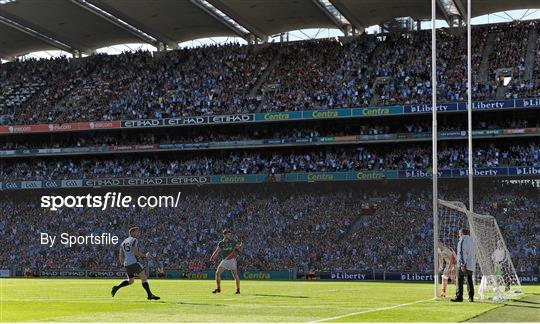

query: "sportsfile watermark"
(41, 192), (182, 211)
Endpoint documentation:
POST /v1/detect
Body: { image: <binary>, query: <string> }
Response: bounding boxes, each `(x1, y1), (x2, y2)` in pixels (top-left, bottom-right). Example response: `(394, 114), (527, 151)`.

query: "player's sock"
(112, 280), (130, 297)
(142, 282), (156, 299)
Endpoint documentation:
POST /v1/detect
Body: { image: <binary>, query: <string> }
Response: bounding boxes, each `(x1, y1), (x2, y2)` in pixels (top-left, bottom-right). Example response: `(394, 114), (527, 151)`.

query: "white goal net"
(438, 199), (522, 301)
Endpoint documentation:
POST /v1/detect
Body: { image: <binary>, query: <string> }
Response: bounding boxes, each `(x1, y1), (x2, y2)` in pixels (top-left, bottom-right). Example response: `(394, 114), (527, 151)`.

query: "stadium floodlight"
(438, 200), (523, 301)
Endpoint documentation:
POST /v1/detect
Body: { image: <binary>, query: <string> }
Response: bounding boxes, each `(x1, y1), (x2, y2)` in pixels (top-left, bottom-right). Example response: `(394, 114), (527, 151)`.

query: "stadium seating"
(1, 143), (538, 180)
(1, 184), (536, 274)
(0, 21), (538, 125)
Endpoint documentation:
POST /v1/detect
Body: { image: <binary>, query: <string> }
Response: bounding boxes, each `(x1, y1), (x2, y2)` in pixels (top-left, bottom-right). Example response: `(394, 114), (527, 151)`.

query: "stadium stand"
(0, 142), (538, 180)
(1, 182), (537, 274)
(1, 117), (537, 150)
(0, 17), (538, 281)
(1, 21), (539, 125)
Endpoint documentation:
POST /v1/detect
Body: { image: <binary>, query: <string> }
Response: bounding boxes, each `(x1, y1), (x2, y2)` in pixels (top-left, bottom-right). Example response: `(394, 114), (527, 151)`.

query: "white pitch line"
(310, 298), (435, 323)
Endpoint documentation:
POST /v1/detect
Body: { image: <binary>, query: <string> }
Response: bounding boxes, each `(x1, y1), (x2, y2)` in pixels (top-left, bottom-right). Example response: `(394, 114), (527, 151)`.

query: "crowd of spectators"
(505, 23), (540, 99)
(1, 21), (539, 125)
(1, 183), (536, 274)
(1, 142), (538, 181)
(259, 37), (376, 111)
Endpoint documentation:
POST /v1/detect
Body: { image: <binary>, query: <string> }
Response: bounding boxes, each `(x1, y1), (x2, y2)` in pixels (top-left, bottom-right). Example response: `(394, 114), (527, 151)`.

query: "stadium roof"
(0, 0), (538, 59)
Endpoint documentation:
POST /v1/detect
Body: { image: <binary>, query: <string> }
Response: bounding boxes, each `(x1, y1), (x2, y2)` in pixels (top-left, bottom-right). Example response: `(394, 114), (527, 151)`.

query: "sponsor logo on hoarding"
(9, 125), (33, 133)
(45, 181), (59, 188)
(330, 272), (367, 280)
(126, 178), (165, 186)
(311, 110), (340, 118)
(21, 181), (41, 189)
(88, 270), (126, 278)
(184, 272), (209, 279)
(219, 175), (246, 183)
(84, 179), (121, 187)
(267, 139), (285, 144)
(400, 273), (434, 281)
(168, 117), (206, 125)
(112, 145), (134, 151)
(458, 169), (500, 176)
(503, 128), (538, 135)
(404, 170), (431, 178)
(471, 101), (507, 110)
(263, 113), (291, 121)
(40, 270), (86, 277)
(518, 274), (538, 283)
(521, 98), (540, 107)
(362, 107), (391, 115)
(243, 272), (271, 280)
(356, 172), (386, 180)
(440, 131), (466, 137)
(122, 119), (161, 128)
(516, 167), (540, 175)
(169, 176), (208, 184)
(49, 124), (75, 131)
(62, 180), (82, 188)
(307, 173), (334, 182)
(211, 114), (253, 123)
(90, 121), (116, 129)
(406, 104), (451, 113)
(4, 182), (20, 189)
(334, 135), (357, 141)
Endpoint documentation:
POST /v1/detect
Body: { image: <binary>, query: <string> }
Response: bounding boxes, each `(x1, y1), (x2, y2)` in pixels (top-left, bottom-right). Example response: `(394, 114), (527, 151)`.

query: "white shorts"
(218, 259), (237, 271)
(442, 263), (456, 279)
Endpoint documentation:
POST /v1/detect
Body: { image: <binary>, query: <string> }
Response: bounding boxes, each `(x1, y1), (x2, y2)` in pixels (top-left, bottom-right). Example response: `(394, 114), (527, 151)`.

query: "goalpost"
(430, 0), (524, 302)
(438, 199), (522, 301)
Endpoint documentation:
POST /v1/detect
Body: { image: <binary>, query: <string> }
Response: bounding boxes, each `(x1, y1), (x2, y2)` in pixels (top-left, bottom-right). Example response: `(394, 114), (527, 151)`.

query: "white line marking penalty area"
(310, 298), (436, 323)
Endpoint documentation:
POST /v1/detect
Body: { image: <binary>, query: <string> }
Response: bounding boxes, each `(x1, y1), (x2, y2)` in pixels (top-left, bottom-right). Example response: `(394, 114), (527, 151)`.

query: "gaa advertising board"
(318, 271), (539, 283)
(1, 98), (539, 135)
(2, 166), (540, 191)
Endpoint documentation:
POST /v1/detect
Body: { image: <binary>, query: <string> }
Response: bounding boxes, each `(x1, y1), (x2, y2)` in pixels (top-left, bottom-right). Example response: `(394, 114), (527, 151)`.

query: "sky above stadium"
(4, 8), (540, 62)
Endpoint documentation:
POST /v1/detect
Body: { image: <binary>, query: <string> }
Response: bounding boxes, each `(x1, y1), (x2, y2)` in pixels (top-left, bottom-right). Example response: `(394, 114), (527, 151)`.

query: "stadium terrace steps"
(249, 50), (282, 109)
(368, 41), (388, 107)
(496, 84), (509, 100)
(524, 28), (538, 81)
(479, 33), (496, 83)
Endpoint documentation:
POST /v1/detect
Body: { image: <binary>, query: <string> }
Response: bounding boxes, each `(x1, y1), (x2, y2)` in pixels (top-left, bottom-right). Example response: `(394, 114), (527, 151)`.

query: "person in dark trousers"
(451, 228), (477, 302)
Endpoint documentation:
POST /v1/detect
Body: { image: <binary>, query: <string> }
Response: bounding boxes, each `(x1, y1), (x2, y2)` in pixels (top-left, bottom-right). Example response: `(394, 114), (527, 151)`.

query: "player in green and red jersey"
(210, 229), (244, 294)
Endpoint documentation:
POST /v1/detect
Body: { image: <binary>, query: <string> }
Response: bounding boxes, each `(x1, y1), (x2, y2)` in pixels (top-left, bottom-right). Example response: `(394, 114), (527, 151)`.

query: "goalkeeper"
(491, 240), (511, 291)
(437, 241), (457, 297)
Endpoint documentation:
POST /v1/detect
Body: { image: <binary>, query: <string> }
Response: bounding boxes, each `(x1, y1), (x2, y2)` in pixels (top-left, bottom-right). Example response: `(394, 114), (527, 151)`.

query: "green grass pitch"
(1, 279), (538, 322)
